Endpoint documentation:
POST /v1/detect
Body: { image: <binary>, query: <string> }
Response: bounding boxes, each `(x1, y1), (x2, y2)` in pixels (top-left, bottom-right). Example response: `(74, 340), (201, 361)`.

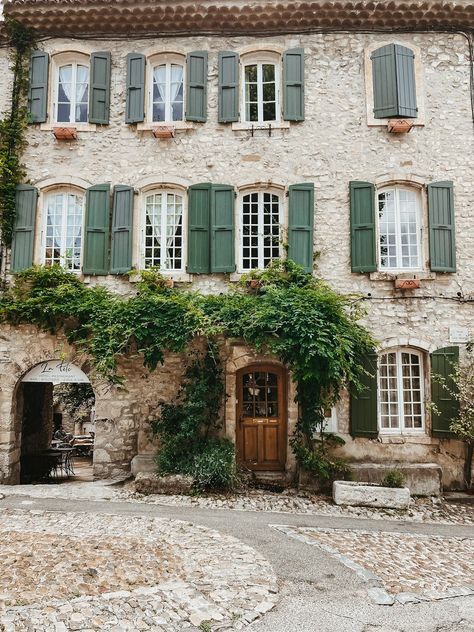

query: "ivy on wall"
(0, 19), (35, 246)
(0, 262), (376, 471)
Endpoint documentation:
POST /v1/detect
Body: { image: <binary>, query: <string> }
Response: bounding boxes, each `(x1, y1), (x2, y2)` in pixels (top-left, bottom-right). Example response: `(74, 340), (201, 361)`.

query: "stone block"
(349, 463), (442, 496)
(133, 472), (194, 495)
(131, 454), (156, 476)
(333, 480), (410, 509)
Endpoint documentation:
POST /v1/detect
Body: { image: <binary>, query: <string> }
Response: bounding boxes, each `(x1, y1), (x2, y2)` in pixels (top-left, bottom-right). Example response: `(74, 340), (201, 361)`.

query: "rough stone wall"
(0, 31), (472, 486)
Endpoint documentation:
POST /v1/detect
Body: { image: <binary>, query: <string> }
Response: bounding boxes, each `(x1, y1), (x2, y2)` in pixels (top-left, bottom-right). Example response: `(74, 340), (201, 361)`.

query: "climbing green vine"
(0, 262), (376, 473)
(0, 19), (35, 246)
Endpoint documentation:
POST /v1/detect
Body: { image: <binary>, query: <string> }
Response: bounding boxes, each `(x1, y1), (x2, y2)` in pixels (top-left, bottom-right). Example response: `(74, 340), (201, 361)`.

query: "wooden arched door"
(236, 365), (287, 471)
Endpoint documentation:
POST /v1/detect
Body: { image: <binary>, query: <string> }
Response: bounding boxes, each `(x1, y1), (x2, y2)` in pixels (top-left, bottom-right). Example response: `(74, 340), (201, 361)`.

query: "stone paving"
(0, 509), (278, 631)
(274, 524), (474, 606)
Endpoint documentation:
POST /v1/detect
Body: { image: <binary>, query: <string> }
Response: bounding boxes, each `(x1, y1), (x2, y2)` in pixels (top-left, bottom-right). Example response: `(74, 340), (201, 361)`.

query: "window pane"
(263, 102), (276, 121)
(262, 64), (275, 82)
(379, 188), (420, 270)
(263, 83), (275, 101)
(246, 102), (258, 122)
(245, 65), (257, 82)
(57, 103), (71, 123)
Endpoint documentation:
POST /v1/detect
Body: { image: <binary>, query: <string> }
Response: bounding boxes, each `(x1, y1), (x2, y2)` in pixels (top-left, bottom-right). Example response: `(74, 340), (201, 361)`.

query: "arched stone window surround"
(364, 40), (425, 127)
(239, 48), (282, 124)
(48, 50), (92, 128)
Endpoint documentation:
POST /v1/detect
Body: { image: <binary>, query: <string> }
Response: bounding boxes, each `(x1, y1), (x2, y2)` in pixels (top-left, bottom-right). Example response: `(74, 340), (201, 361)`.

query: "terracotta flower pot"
(387, 119), (413, 134)
(53, 127), (78, 140)
(394, 278), (420, 290)
(152, 127), (175, 139)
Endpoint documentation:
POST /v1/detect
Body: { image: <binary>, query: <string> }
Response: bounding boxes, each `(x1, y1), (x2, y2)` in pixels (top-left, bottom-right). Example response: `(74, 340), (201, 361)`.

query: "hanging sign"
(22, 360), (90, 384)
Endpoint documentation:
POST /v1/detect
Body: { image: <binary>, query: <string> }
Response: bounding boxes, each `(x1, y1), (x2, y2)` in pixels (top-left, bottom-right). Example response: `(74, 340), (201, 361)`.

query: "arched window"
(149, 56), (185, 123)
(378, 348), (425, 433)
(43, 189), (85, 271)
(53, 57), (89, 124)
(378, 186), (422, 270)
(142, 190), (184, 271)
(242, 52), (280, 124)
(240, 190), (282, 270)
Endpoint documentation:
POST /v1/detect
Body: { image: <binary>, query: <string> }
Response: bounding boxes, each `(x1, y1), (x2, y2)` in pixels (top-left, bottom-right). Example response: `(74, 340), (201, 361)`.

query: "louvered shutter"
(283, 48), (305, 121)
(187, 184), (211, 273)
(110, 185), (134, 274)
(83, 184), (110, 275)
(186, 51), (208, 122)
(218, 52), (239, 123)
(371, 44), (417, 119)
(28, 51), (49, 123)
(211, 185), (235, 273)
(350, 353), (378, 438)
(431, 346), (459, 438)
(11, 185), (38, 272)
(125, 53), (145, 123)
(428, 181), (456, 273)
(89, 52), (112, 124)
(350, 181), (376, 273)
(288, 183), (314, 273)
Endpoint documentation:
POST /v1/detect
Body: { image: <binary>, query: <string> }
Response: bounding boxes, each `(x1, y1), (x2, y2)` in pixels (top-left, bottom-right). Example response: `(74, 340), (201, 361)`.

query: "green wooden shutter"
(125, 53), (145, 123)
(431, 346), (459, 438)
(288, 183), (314, 273)
(218, 52), (239, 123)
(89, 51), (111, 124)
(28, 51), (49, 123)
(371, 44), (417, 119)
(11, 185), (38, 272)
(350, 353), (378, 438)
(110, 185), (134, 274)
(428, 181), (456, 273)
(350, 181), (376, 273)
(211, 185), (235, 273)
(283, 48), (305, 121)
(186, 51), (208, 122)
(187, 184), (211, 273)
(83, 184), (110, 275)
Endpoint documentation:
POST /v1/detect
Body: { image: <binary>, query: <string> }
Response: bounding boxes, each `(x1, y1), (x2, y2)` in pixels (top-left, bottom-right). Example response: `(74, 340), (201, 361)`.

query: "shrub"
(381, 469), (405, 488)
(192, 439), (237, 492)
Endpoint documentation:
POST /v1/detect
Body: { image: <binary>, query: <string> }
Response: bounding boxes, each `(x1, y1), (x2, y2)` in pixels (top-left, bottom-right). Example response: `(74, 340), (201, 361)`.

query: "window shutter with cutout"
(110, 185), (134, 274)
(83, 184), (110, 275)
(11, 185), (38, 272)
(28, 51), (49, 123)
(211, 185), (235, 273)
(125, 53), (145, 124)
(350, 181), (376, 273)
(187, 184), (211, 273)
(428, 181), (456, 273)
(186, 51), (208, 122)
(371, 44), (417, 119)
(431, 346), (459, 438)
(89, 51), (112, 124)
(218, 52), (239, 123)
(283, 48), (305, 121)
(288, 183), (314, 273)
(350, 353), (378, 438)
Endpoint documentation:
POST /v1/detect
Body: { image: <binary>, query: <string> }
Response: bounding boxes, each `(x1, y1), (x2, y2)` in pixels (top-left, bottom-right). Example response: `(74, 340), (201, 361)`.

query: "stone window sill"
(369, 271), (436, 281)
(367, 118), (425, 128)
(40, 123), (97, 132)
(231, 121), (290, 132)
(378, 434), (436, 445)
(128, 271), (192, 283)
(136, 122), (196, 133)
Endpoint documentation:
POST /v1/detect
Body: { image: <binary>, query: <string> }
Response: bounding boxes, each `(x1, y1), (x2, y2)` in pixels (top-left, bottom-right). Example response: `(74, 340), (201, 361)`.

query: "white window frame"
(377, 348), (426, 435)
(241, 52), (281, 124)
(52, 52), (90, 125)
(237, 188), (284, 273)
(377, 186), (423, 272)
(147, 53), (185, 124)
(41, 187), (85, 272)
(141, 189), (185, 273)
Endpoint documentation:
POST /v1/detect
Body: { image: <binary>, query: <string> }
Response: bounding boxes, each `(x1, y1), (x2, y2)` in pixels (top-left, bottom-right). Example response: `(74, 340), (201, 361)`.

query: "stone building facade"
(0, 0), (473, 488)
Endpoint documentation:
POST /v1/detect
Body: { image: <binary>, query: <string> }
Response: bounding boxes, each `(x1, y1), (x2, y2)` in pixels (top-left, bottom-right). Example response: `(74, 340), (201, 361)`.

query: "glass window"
(241, 191), (281, 270)
(151, 63), (184, 123)
(44, 191), (84, 271)
(378, 188), (422, 270)
(378, 349), (424, 433)
(144, 191), (183, 271)
(55, 63), (89, 124)
(244, 62), (278, 123)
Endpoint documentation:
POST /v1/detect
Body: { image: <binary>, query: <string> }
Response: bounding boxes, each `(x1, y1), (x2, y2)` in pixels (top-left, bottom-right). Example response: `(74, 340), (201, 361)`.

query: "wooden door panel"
(242, 425), (258, 464)
(262, 426), (279, 463)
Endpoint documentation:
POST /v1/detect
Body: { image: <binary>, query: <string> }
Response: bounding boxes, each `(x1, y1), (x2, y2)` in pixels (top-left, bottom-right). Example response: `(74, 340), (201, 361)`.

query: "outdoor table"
(42, 448), (74, 478)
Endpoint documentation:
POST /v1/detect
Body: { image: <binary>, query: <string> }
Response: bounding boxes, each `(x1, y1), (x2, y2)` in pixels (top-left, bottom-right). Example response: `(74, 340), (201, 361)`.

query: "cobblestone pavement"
(2, 481), (473, 525)
(274, 524), (474, 605)
(0, 509), (278, 631)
